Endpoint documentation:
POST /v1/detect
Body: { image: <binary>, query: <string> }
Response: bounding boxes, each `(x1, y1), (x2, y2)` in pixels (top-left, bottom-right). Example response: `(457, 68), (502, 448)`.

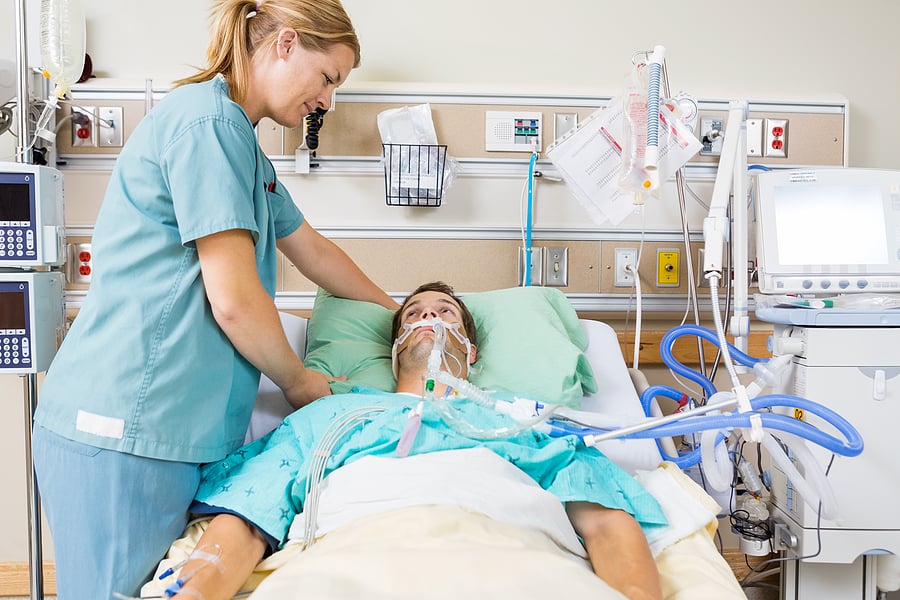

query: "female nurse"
(31, 1), (396, 598)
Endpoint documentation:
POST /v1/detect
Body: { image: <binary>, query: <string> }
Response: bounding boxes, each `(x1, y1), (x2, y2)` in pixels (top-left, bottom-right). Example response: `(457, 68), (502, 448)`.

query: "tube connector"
(495, 397), (542, 422)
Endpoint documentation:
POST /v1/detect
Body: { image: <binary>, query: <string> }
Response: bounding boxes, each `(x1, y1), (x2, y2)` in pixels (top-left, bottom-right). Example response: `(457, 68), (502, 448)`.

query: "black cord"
(738, 454), (836, 588)
(304, 107), (326, 152)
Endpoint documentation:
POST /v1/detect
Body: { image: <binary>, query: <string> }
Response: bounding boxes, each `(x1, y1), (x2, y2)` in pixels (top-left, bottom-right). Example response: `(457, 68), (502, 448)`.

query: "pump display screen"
(0, 182), (31, 223)
(0, 290), (26, 330)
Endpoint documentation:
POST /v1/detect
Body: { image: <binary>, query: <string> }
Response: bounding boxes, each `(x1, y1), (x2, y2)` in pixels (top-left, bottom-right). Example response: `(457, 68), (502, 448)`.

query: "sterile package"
(377, 103), (439, 145)
(377, 104), (457, 205)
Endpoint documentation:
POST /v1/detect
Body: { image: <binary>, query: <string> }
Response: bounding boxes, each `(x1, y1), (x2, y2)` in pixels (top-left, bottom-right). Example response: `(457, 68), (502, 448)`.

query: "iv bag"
(40, 0), (86, 98)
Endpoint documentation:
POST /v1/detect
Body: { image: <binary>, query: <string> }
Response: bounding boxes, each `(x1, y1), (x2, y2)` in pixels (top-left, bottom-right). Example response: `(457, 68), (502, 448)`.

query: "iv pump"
(0, 161), (67, 373)
(0, 162), (65, 267)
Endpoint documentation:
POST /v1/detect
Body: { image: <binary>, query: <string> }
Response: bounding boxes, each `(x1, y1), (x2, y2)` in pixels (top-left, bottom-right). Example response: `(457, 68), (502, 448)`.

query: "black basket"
(382, 143), (447, 207)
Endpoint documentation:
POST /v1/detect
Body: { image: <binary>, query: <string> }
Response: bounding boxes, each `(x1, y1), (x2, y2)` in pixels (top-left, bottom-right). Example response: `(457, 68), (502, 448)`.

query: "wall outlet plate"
(517, 246), (542, 286)
(544, 246), (568, 287)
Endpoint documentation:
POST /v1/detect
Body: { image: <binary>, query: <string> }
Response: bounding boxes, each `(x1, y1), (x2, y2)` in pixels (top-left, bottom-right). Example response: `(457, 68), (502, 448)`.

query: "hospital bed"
(143, 287), (748, 599)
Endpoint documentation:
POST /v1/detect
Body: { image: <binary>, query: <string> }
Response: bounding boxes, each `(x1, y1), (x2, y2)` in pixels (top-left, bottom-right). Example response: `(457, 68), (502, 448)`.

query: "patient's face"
(396, 291), (471, 364)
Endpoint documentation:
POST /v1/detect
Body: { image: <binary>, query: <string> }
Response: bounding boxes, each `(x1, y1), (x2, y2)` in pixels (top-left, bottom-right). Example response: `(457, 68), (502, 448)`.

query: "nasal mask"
(391, 318), (472, 378)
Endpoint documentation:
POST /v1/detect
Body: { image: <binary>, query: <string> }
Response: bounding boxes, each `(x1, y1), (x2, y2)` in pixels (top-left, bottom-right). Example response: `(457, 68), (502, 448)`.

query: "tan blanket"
(143, 464), (746, 599)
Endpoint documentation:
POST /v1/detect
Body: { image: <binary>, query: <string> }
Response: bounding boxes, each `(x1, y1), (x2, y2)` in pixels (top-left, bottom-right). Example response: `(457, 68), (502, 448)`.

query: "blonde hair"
(174, 0), (360, 105)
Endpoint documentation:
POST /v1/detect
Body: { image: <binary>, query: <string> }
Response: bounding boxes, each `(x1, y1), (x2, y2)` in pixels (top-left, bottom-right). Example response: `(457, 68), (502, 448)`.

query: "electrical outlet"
(614, 247), (637, 287)
(544, 247), (568, 287)
(656, 248), (680, 287)
(71, 105), (97, 147)
(67, 243), (93, 285)
(517, 246), (543, 286)
(765, 118), (788, 158)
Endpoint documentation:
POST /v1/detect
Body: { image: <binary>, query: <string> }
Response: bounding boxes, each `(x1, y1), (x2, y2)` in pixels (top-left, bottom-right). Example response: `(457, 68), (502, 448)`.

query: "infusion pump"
(0, 271), (65, 373)
(0, 162), (66, 268)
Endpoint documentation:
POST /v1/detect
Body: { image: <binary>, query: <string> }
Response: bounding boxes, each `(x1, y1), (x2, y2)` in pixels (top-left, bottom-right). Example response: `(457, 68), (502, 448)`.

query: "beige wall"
(2, 0), (900, 570)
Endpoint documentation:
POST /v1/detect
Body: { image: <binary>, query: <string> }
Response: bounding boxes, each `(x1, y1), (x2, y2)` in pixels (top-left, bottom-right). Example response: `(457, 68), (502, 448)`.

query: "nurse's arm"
(278, 221), (399, 310)
(196, 228), (332, 409)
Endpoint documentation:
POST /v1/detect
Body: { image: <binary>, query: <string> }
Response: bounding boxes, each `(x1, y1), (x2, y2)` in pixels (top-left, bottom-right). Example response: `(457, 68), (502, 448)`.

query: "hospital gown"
(194, 389), (668, 548)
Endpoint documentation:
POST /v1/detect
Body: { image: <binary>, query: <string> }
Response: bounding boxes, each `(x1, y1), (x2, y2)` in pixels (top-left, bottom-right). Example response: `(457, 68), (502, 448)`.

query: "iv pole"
(14, 1), (47, 599)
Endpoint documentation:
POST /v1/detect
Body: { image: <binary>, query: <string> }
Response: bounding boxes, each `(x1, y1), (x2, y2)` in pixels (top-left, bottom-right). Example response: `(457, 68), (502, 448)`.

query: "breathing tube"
(397, 317), (559, 440)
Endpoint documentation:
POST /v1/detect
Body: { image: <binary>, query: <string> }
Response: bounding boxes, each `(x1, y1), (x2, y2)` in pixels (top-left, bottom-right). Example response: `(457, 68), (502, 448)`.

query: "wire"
(738, 455), (834, 589)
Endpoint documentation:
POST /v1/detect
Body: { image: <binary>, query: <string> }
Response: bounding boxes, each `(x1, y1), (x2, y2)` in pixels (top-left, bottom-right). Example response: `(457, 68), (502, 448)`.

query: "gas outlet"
(98, 106), (124, 147)
(614, 247), (638, 287)
(656, 249), (680, 287)
(517, 246), (543, 286)
(71, 105), (97, 147)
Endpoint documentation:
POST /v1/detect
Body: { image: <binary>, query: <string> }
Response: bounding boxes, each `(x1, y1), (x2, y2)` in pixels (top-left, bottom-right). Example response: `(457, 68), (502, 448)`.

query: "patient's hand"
(283, 368), (344, 409)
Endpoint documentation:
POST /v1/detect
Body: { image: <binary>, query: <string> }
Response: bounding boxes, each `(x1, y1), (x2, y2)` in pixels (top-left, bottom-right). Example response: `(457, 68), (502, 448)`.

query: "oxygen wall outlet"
(614, 247), (637, 287)
(518, 246), (543, 286)
(98, 106), (124, 147)
(656, 248), (680, 287)
(71, 105), (97, 147)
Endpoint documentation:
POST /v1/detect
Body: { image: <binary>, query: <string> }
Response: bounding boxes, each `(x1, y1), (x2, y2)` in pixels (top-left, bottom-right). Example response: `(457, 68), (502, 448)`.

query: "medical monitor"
(754, 168), (900, 294)
(0, 162), (66, 267)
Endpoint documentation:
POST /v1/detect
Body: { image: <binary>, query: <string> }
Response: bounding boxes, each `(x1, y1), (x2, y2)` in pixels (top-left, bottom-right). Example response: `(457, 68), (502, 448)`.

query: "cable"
(738, 458), (833, 590)
(523, 151), (538, 286)
(627, 261), (642, 369)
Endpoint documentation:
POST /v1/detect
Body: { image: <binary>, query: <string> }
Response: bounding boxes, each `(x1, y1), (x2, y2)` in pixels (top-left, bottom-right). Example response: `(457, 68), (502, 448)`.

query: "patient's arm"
(171, 514), (267, 600)
(565, 501), (662, 600)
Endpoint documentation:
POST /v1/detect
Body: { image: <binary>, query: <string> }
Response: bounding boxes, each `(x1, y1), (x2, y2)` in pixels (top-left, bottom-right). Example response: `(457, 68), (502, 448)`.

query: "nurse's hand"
(283, 367), (345, 410)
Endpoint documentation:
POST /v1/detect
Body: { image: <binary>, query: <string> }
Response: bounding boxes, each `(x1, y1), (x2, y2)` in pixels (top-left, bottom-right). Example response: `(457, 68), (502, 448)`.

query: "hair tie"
(246, 0), (261, 18)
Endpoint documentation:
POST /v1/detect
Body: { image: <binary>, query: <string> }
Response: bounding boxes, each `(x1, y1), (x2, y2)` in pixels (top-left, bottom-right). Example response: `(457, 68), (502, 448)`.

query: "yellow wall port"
(656, 249), (679, 287)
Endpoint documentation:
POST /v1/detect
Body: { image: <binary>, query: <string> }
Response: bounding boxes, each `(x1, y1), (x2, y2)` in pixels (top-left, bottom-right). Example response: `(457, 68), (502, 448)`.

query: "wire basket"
(382, 143), (447, 207)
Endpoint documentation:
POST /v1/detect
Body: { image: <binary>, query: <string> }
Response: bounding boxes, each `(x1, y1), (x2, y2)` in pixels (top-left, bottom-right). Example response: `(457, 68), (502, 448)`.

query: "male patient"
(165, 282), (666, 600)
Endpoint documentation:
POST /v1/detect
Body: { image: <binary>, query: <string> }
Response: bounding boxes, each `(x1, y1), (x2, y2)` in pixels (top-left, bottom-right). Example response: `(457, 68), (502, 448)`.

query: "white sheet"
(288, 447), (587, 558)
(288, 448), (719, 559)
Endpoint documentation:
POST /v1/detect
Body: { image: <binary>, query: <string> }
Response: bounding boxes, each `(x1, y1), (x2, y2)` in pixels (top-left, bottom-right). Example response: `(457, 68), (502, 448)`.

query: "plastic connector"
(496, 397), (542, 422)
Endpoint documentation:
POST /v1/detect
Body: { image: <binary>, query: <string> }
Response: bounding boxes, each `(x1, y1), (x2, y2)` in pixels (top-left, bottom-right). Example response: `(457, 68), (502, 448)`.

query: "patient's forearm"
(566, 502), (662, 600)
(172, 514), (267, 600)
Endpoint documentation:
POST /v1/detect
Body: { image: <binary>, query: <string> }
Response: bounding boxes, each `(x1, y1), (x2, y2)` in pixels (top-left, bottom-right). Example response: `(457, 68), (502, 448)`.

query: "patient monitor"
(754, 168), (900, 295)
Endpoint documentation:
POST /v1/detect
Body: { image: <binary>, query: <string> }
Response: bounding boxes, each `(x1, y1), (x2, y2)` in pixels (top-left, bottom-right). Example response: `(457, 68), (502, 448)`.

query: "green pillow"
(303, 288), (396, 395)
(303, 286), (597, 407)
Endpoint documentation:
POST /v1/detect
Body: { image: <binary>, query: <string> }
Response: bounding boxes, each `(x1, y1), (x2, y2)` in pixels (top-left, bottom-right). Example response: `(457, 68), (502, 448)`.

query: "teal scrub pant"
(32, 425), (202, 600)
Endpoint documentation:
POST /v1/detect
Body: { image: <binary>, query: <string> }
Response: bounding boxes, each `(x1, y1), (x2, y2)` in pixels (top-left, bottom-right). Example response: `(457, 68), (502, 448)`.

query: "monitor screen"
(0, 181), (32, 222)
(754, 168), (900, 294)
(0, 290), (26, 330)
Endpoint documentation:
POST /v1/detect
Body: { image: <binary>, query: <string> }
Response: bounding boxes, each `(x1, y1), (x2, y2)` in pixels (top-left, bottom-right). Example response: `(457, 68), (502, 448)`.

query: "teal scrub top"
(35, 75), (304, 463)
